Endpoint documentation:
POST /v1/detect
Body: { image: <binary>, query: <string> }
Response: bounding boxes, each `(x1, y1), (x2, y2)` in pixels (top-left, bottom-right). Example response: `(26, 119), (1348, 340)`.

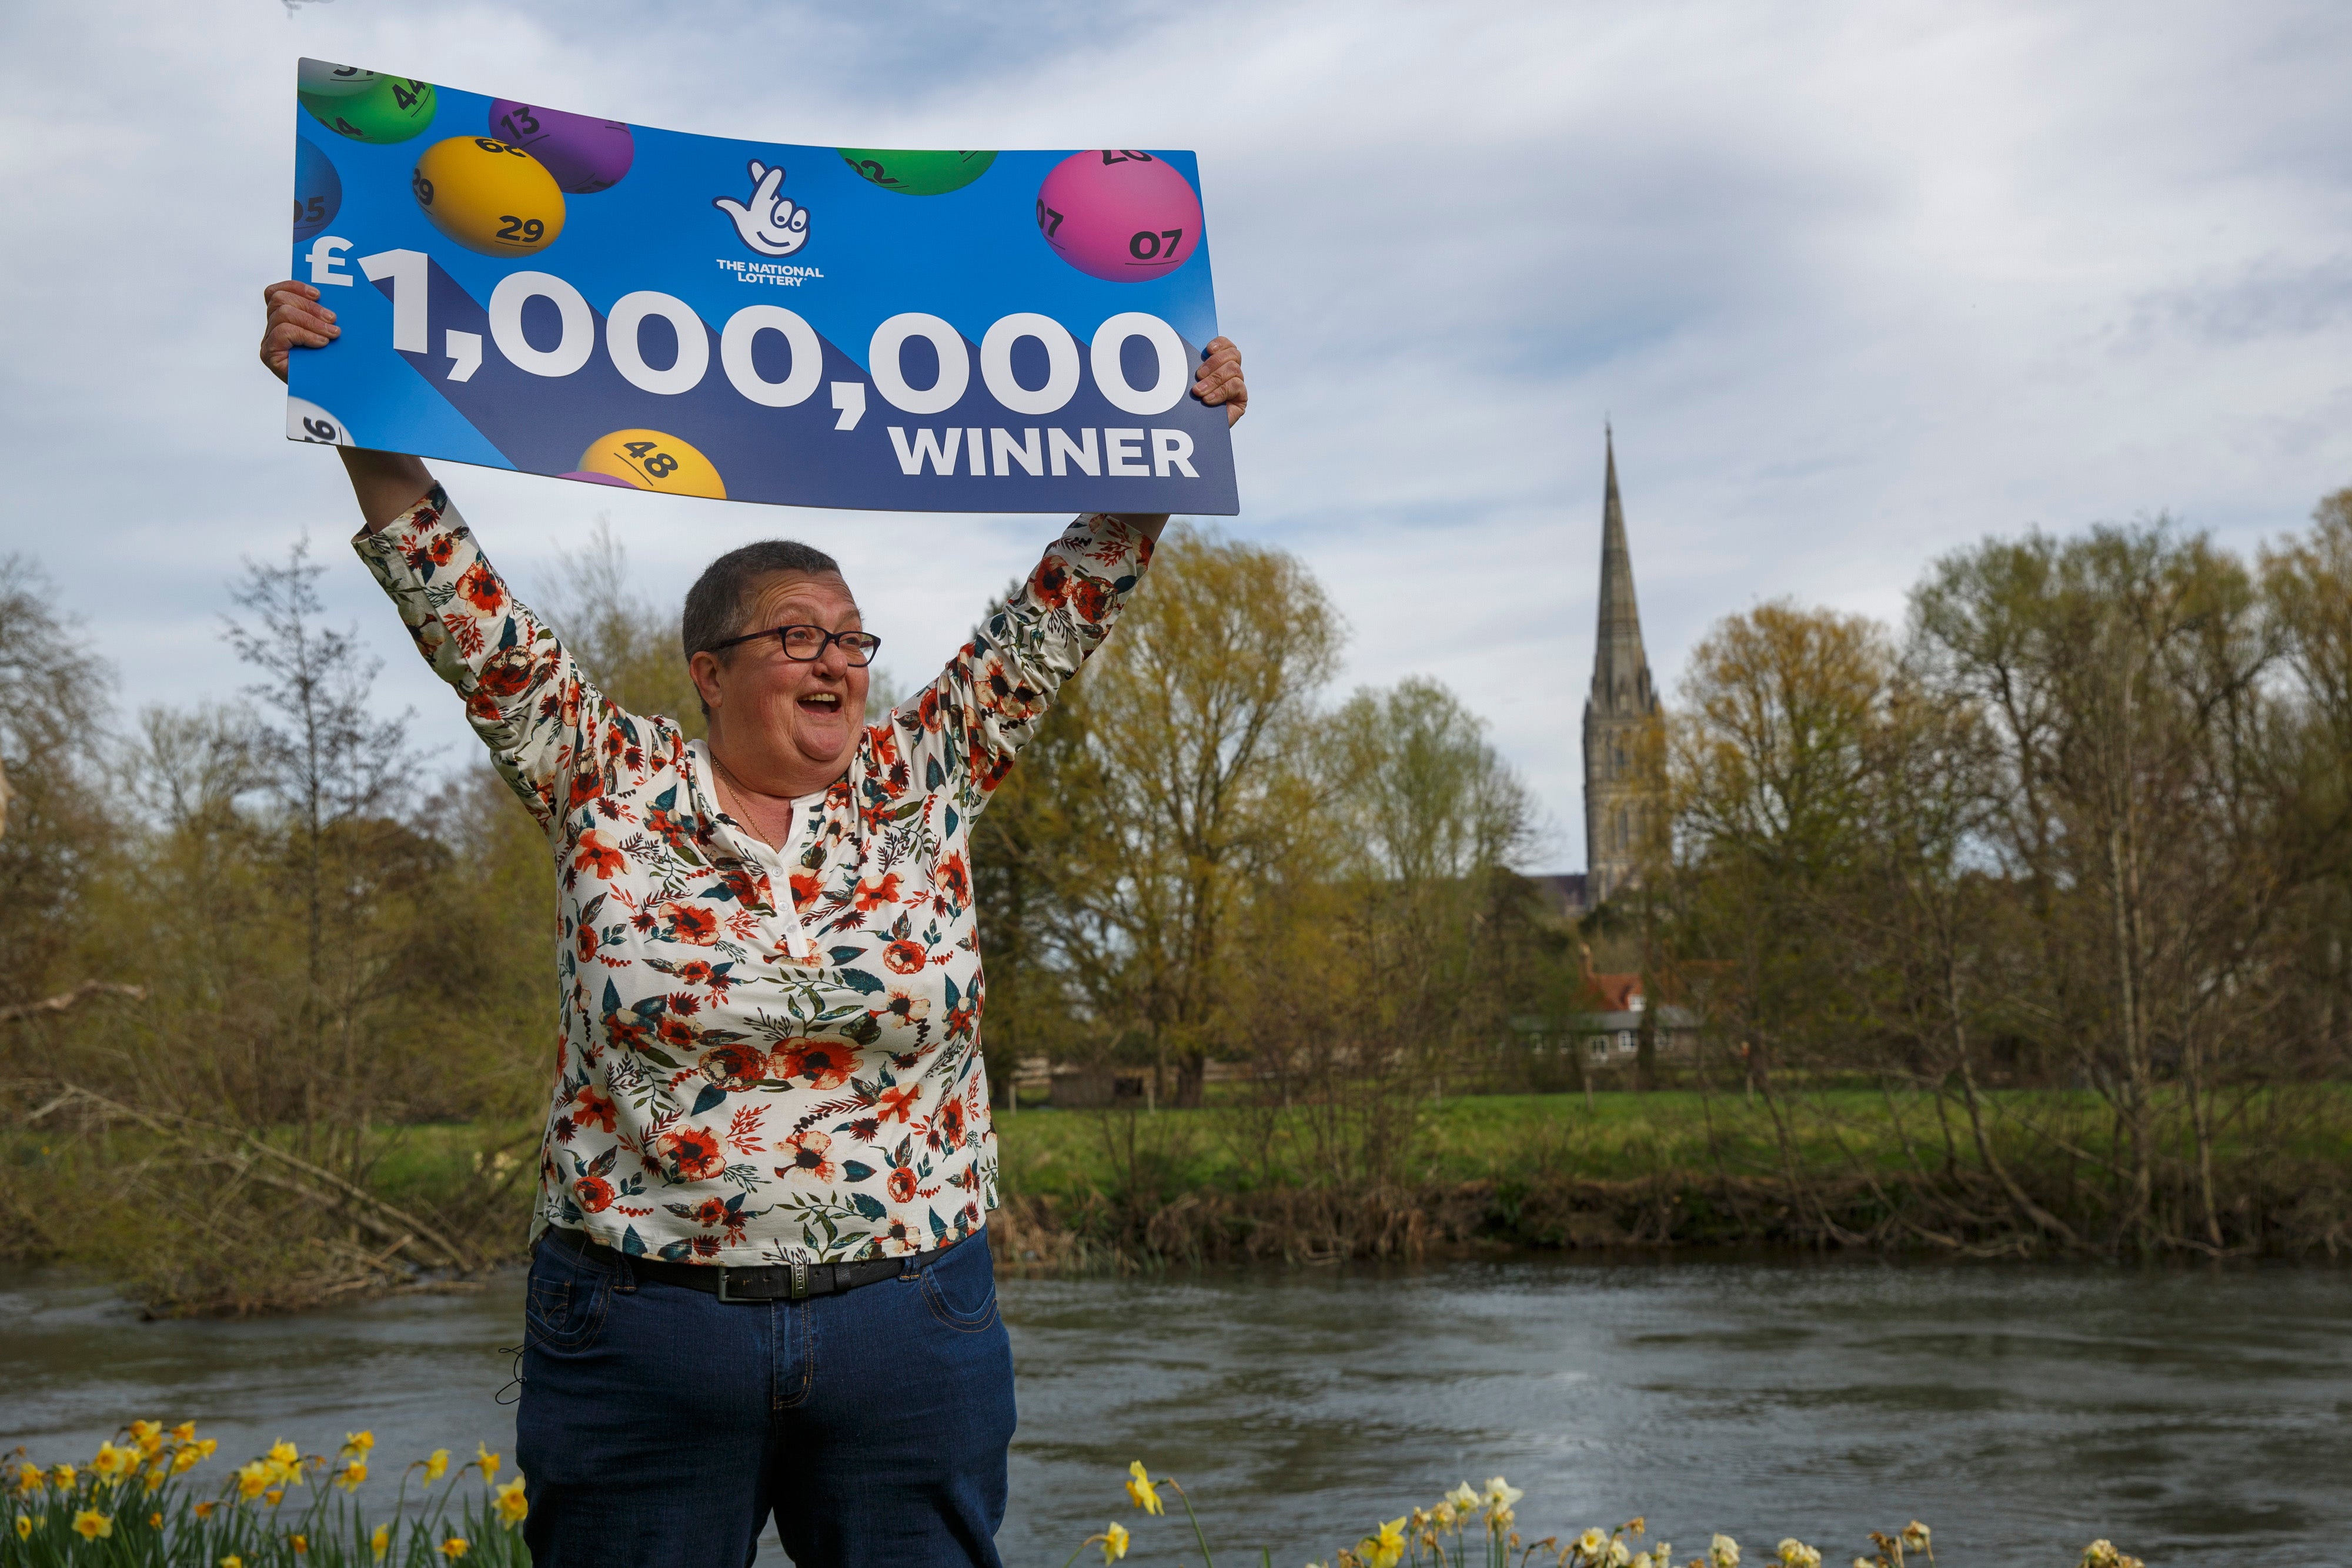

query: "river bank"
(7, 1089), (2347, 1314)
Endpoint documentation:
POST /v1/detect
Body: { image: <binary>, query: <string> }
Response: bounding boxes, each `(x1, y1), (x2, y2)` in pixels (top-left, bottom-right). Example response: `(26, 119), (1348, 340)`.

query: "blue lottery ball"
(293, 138), (343, 240)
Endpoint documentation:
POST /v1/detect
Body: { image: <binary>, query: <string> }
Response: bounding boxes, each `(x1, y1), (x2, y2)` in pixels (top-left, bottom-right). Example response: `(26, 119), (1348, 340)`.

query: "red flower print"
(1072, 577), (1111, 623)
(883, 940), (928, 975)
(775, 1129), (838, 1183)
(575, 923), (600, 963)
(876, 1083), (921, 1124)
(936, 853), (970, 905)
(917, 687), (943, 733)
(456, 561), (506, 616)
(654, 1012), (699, 1052)
(425, 534), (456, 566)
(773, 1039), (857, 1091)
(659, 1125), (725, 1181)
(663, 904), (719, 945)
(566, 771), (604, 814)
(476, 645), (535, 698)
(1030, 556), (1070, 607)
(572, 1085), (617, 1133)
(853, 873), (901, 912)
(789, 871), (821, 911)
(573, 829), (625, 879)
(872, 725), (901, 770)
(887, 1166), (917, 1203)
(936, 1096), (966, 1151)
(691, 1198), (729, 1228)
(699, 1041), (766, 1091)
(573, 1175), (614, 1212)
(878, 1217), (925, 1255)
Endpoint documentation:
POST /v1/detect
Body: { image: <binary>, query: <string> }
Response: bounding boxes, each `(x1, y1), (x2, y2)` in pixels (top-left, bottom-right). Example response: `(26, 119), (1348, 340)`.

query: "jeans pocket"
(526, 1238), (614, 1351)
(920, 1236), (1000, 1333)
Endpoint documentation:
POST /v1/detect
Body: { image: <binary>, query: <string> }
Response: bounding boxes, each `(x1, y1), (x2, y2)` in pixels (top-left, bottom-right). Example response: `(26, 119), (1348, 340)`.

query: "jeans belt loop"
(791, 1259), (810, 1300)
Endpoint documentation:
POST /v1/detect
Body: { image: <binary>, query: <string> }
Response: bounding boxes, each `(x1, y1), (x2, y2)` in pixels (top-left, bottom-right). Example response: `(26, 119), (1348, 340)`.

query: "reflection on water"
(5, 1256), (2346, 1564)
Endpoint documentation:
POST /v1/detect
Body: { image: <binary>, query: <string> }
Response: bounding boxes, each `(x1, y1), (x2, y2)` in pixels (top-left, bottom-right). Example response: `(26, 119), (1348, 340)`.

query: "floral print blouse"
(355, 490), (1150, 1264)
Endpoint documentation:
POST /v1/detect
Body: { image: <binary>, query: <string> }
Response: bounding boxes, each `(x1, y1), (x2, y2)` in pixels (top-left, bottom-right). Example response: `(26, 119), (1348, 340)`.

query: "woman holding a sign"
(261, 276), (1247, 1568)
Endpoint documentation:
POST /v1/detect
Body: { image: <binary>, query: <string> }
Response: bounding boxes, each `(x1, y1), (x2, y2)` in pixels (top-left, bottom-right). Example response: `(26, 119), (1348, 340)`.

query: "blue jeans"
(515, 1230), (1015, 1568)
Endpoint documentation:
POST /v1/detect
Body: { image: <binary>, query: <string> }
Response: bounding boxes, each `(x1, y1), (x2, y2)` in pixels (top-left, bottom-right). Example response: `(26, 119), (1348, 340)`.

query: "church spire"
(1589, 425), (1654, 720)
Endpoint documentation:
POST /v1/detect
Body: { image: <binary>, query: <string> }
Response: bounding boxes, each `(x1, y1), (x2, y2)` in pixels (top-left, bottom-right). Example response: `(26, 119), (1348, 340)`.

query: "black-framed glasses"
(706, 623), (883, 666)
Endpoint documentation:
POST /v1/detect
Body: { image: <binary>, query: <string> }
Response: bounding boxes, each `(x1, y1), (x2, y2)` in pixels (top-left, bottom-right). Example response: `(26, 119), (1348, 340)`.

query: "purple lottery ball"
(486, 101), (634, 194)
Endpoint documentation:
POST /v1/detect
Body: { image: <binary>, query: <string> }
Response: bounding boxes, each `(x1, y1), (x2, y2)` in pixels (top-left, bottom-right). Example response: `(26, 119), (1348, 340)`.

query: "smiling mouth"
(798, 693), (843, 714)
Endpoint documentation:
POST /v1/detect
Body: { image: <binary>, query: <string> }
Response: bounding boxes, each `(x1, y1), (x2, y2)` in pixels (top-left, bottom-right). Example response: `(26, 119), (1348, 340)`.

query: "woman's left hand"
(1193, 337), (1247, 426)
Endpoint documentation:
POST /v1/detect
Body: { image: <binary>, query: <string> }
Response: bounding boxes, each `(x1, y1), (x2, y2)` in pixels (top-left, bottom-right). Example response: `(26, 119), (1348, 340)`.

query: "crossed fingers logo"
(714, 161), (811, 258)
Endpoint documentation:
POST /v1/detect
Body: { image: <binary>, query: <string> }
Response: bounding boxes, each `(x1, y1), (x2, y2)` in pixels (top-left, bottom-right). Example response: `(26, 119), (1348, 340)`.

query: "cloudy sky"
(6, 0), (2351, 866)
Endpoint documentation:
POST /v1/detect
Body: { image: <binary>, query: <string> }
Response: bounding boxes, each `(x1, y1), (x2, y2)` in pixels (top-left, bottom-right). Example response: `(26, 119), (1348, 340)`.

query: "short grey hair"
(681, 540), (847, 714)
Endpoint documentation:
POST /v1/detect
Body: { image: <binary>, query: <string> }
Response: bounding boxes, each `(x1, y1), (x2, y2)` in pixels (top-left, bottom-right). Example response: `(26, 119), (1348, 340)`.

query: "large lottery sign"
(286, 61), (1237, 514)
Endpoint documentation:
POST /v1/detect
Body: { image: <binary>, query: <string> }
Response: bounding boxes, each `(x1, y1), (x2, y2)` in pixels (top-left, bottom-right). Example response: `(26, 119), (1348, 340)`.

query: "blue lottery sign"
(284, 60), (1237, 514)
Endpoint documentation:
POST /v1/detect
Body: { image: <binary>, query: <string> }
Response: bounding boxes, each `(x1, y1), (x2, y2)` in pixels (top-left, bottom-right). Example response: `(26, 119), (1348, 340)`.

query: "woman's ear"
(689, 649), (725, 713)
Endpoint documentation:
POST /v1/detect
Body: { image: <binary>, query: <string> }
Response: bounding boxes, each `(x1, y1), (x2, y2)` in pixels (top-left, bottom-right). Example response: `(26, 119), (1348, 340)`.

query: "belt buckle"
(716, 1267), (743, 1305)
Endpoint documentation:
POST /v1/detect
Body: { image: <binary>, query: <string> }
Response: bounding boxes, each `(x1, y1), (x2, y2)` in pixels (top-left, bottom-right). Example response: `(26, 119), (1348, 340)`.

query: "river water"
(4, 1256), (2346, 1566)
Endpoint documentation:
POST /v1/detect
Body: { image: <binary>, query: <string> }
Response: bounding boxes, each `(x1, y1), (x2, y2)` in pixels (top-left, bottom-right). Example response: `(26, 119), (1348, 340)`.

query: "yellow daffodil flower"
(1776, 1541), (1820, 1568)
(264, 1489), (285, 1508)
(1482, 1478), (1524, 1511)
(476, 1445), (500, 1484)
(1579, 1528), (1609, 1557)
(424, 1449), (450, 1483)
(14, 1517), (29, 1541)
(172, 1447), (205, 1475)
(131, 1421), (164, 1456)
(195, 1502), (217, 1521)
(1366, 1517), (1408, 1568)
(237, 1463), (270, 1500)
(1629, 1553), (1655, 1568)
(72, 1509), (112, 1540)
(54, 1464), (77, 1490)
(149, 1512), (163, 1527)
(1446, 1482), (1480, 1513)
(16, 1464), (43, 1493)
(373, 1522), (393, 1560)
(1124, 1462), (1163, 1516)
(291, 1533), (309, 1554)
(1101, 1522), (1131, 1563)
(440, 1536), (470, 1559)
(336, 1462), (368, 1492)
(91, 1443), (129, 1481)
(172, 1422), (197, 1443)
(496, 1475), (529, 1527)
(342, 1432), (376, 1457)
(1606, 1539), (1631, 1568)
(268, 1441), (300, 1472)
(1710, 1534), (1742, 1568)
(222, 1556), (245, 1568)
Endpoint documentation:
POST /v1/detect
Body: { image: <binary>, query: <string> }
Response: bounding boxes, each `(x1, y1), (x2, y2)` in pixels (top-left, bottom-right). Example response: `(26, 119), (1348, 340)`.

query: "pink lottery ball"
(1034, 151), (1203, 283)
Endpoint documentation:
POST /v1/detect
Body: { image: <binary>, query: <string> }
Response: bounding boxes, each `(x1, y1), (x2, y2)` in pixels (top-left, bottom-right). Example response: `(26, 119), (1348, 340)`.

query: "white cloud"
(5, 0), (2350, 868)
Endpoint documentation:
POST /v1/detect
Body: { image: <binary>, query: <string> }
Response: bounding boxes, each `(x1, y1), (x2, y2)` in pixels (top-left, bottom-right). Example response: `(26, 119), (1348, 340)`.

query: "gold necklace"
(707, 749), (793, 851)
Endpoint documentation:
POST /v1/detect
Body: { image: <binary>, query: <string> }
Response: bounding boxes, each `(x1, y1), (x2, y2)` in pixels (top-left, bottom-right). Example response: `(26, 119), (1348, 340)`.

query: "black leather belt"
(542, 1223), (961, 1303)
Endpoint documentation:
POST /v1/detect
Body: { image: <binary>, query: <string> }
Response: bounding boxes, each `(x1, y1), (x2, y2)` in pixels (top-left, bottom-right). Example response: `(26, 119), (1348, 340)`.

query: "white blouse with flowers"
(355, 489), (1150, 1265)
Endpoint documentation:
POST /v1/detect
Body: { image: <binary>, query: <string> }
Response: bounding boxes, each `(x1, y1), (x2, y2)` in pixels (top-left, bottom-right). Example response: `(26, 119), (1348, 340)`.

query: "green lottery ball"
(838, 148), (996, 196)
(297, 59), (377, 98)
(302, 75), (437, 145)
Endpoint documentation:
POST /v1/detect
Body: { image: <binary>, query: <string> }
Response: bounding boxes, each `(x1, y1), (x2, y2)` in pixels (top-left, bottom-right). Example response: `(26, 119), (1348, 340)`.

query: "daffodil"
(16, 1464), (43, 1493)
(1578, 1527), (1609, 1557)
(475, 1444), (501, 1484)
(237, 1462), (271, 1500)
(264, 1489), (285, 1508)
(72, 1509), (112, 1540)
(336, 1461), (368, 1492)
(195, 1502), (217, 1521)
(130, 1420), (164, 1456)
(52, 1464), (76, 1489)
(1102, 1522), (1131, 1563)
(222, 1556), (245, 1568)
(172, 1446), (206, 1475)
(343, 1431), (376, 1458)
(1365, 1517), (1408, 1568)
(149, 1511), (162, 1527)
(268, 1440), (301, 1475)
(1710, 1534), (1742, 1568)
(1124, 1462), (1163, 1516)
(1482, 1477), (1524, 1511)
(1900, 1523), (1930, 1552)
(172, 1422), (197, 1443)
(424, 1449), (450, 1482)
(91, 1442), (131, 1482)
(496, 1474), (529, 1527)
(440, 1536), (470, 1559)
(1446, 1482), (1480, 1513)
(1429, 1502), (1456, 1529)
(1776, 1542), (1820, 1568)
(14, 1516), (29, 1541)
(1608, 1540), (1632, 1568)
(291, 1533), (309, 1554)
(373, 1523), (393, 1560)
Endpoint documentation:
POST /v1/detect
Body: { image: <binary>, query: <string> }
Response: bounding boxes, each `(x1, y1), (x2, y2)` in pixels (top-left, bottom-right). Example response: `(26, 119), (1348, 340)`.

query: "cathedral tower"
(1582, 428), (1662, 907)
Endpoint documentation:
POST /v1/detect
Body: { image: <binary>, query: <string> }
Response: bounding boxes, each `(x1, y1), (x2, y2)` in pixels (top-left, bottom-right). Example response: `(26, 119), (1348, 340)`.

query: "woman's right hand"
(259, 279), (340, 384)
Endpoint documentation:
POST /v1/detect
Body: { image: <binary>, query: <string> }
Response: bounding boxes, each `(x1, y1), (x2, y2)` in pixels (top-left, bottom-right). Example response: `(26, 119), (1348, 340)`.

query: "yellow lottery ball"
(411, 136), (566, 256)
(576, 430), (726, 499)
